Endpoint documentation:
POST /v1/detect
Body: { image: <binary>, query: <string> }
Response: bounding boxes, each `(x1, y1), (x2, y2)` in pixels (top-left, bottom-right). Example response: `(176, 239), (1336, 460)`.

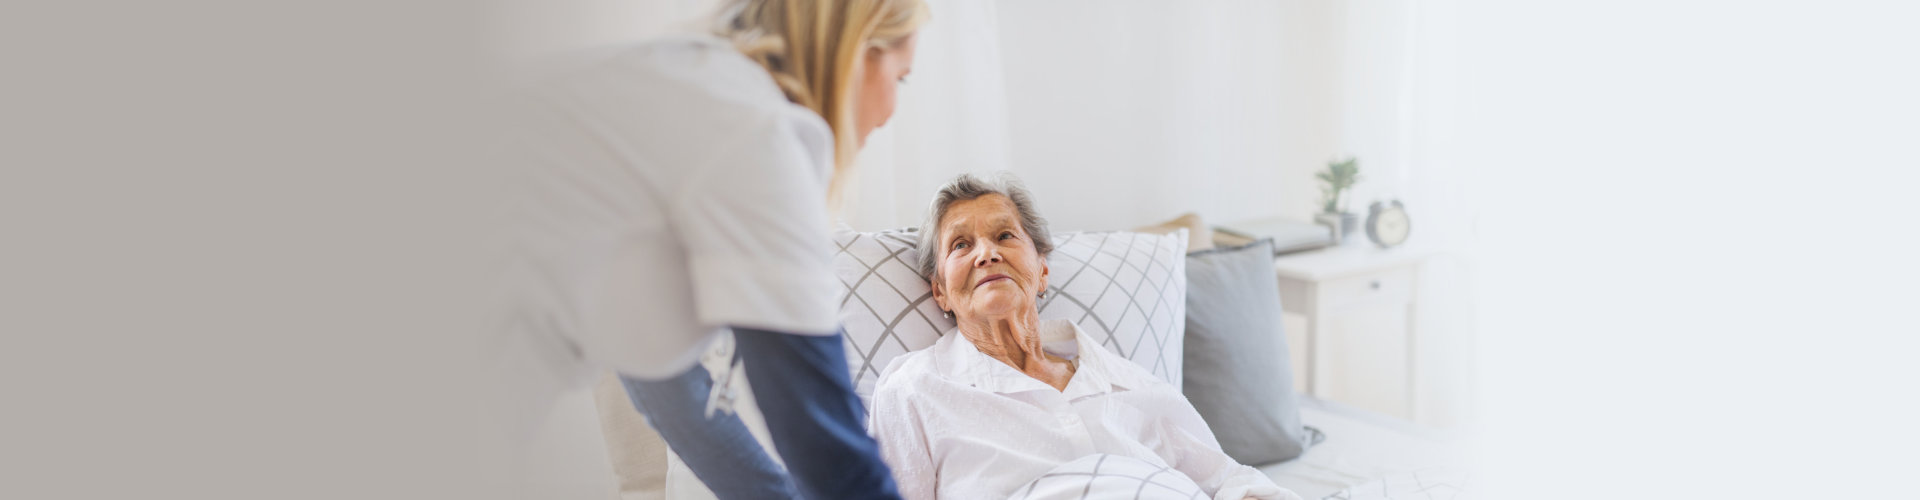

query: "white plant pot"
(1314, 211), (1360, 244)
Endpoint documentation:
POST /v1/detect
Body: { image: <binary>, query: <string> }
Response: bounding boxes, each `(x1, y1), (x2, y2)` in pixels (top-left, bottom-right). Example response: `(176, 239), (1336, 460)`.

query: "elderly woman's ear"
(1036, 264), (1049, 298)
(931, 276), (949, 316)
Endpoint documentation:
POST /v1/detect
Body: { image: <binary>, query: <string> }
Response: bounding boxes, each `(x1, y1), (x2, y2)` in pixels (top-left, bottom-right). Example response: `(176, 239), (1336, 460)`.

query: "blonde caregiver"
(498, 1), (927, 498)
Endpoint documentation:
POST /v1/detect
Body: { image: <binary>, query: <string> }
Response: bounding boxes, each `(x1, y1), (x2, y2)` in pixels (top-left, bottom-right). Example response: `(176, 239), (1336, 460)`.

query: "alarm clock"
(1366, 200), (1411, 248)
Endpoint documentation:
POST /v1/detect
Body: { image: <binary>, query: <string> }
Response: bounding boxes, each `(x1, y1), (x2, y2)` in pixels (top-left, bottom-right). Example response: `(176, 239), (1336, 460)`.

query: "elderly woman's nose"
(974, 245), (1002, 266)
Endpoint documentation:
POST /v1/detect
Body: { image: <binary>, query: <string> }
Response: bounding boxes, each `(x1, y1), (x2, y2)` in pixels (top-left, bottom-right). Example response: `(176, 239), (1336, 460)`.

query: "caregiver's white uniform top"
(503, 34), (841, 396)
(869, 320), (1300, 500)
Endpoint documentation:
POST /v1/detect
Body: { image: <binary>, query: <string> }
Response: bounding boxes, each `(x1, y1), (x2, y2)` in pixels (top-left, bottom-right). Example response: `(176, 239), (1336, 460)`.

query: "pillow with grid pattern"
(833, 227), (1189, 397)
(833, 227), (950, 398)
(1034, 229), (1189, 389)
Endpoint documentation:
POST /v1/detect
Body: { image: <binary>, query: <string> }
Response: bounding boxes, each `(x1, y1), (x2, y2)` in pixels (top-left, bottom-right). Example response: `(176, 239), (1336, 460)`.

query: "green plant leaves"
(1315, 157), (1362, 213)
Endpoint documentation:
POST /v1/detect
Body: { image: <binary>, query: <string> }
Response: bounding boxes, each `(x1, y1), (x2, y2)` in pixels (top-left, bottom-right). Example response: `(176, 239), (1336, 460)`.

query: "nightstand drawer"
(1321, 266), (1414, 309)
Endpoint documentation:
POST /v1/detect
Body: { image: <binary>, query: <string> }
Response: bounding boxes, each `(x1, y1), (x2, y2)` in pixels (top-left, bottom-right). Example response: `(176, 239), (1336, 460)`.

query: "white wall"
(847, 1), (1349, 232)
(845, 1), (1463, 239)
(993, 1), (1303, 231)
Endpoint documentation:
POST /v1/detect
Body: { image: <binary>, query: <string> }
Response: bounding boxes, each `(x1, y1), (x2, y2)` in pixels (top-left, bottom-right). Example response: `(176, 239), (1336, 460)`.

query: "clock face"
(1368, 204), (1411, 247)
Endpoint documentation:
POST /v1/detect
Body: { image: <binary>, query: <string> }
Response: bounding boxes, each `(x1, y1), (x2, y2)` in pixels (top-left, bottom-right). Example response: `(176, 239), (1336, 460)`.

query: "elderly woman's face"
(931, 194), (1049, 321)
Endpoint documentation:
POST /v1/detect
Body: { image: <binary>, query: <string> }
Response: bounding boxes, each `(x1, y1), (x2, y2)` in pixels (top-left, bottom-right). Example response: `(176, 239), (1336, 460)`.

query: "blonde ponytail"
(717, 0), (929, 206)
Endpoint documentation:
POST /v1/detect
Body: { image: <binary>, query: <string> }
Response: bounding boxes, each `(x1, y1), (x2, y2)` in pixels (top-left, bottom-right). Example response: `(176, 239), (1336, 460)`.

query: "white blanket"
(1007, 454), (1209, 500)
(1009, 454), (1302, 500)
(1322, 467), (1472, 500)
(1259, 398), (1468, 500)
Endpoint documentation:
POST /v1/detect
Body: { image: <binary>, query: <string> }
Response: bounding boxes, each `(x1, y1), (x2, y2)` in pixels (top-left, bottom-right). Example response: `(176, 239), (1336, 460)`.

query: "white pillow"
(834, 227), (1189, 396)
(1035, 229), (1189, 390)
(833, 227), (950, 398)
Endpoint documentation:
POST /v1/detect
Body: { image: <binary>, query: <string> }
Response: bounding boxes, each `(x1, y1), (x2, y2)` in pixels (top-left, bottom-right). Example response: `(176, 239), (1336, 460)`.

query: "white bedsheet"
(1256, 398), (1469, 500)
(652, 395), (1468, 500)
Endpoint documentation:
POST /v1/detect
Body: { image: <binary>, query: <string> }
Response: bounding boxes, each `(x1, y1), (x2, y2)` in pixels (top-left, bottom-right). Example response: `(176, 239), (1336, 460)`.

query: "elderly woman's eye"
(952, 240), (969, 251)
(1000, 232), (1015, 240)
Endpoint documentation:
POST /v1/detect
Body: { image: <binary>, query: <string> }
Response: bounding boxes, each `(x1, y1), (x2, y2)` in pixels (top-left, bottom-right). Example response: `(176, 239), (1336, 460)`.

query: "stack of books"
(1214, 216), (1335, 256)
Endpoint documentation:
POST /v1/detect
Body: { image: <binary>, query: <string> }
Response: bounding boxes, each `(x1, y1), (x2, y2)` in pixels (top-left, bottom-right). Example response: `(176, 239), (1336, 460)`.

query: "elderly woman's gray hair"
(916, 172), (1055, 281)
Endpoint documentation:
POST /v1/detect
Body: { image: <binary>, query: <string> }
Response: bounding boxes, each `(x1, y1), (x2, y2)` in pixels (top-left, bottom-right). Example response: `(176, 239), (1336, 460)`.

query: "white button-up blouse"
(868, 319), (1300, 500)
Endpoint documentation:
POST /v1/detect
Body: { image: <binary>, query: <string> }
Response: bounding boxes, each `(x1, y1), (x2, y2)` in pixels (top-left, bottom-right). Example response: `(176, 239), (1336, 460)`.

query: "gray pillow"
(1181, 238), (1320, 465)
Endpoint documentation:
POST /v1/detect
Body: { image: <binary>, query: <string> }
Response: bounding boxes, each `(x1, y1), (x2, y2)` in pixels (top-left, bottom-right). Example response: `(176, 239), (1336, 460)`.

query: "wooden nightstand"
(1274, 241), (1437, 421)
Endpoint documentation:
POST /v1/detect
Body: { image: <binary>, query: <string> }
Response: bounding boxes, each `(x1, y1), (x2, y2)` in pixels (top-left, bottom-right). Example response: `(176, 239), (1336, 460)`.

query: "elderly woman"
(868, 173), (1300, 500)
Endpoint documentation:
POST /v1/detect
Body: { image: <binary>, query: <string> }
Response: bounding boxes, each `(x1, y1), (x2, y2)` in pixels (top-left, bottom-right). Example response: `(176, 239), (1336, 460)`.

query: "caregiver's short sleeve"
(505, 35), (841, 382)
(669, 105), (840, 336)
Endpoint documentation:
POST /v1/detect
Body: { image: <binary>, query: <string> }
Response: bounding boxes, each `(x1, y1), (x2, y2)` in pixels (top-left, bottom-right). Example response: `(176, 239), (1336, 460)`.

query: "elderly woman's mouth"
(975, 274), (1011, 288)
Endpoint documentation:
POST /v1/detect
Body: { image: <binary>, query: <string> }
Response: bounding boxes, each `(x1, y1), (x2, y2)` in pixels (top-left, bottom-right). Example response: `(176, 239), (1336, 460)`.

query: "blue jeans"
(622, 327), (902, 500)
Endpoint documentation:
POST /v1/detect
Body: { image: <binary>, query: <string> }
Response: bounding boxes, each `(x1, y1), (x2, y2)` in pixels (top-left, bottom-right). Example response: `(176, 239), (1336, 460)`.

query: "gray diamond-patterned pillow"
(833, 227), (1189, 397)
(1035, 229), (1189, 389)
(833, 227), (949, 398)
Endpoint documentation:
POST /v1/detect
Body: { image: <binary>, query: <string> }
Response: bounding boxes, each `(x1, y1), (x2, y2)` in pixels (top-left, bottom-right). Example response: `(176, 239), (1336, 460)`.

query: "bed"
(1261, 397), (1470, 500)
(578, 330), (1471, 500)
(571, 379), (1472, 500)
(573, 225), (1472, 500)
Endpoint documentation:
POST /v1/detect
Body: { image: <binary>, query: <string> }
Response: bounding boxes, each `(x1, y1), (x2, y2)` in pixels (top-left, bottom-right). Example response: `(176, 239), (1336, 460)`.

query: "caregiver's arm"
(869, 369), (938, 500)
(733, 328), (901, 500)
(1156, 397), (1302, 500)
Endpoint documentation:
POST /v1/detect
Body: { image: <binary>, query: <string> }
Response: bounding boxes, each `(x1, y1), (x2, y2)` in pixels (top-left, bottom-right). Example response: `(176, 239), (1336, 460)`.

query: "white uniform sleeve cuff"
(689, 255), (840, 335)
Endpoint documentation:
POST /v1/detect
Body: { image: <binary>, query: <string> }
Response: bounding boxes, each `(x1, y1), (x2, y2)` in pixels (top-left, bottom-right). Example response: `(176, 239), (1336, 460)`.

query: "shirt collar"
(932, 319), (1147, 397)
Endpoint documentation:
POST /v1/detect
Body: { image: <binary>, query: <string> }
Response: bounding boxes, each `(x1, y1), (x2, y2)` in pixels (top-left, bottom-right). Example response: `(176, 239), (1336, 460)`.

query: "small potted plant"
(1314, 157), (1362, 243)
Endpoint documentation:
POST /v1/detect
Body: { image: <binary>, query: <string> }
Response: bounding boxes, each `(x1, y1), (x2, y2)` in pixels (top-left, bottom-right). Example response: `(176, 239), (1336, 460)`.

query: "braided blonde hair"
(717, 0), (928, 206)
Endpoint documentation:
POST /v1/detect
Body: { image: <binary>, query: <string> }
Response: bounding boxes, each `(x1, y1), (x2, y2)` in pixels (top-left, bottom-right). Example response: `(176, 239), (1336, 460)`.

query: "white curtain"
(843, 0), (1464, 238)
(847, 1), (1310, 232)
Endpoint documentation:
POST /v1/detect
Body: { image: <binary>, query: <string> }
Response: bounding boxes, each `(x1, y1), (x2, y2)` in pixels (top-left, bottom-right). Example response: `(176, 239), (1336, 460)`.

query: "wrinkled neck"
(958, 309), (1048, 372)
